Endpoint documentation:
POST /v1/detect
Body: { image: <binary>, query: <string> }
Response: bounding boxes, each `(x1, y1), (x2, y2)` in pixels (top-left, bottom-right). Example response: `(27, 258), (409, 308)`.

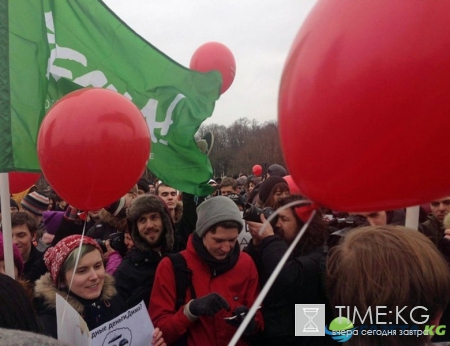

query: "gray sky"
(103, 0), (317, 126)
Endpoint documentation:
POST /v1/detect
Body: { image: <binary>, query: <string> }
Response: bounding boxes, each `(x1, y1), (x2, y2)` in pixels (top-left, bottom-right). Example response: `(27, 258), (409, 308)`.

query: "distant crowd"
(1, 162), (450, 346)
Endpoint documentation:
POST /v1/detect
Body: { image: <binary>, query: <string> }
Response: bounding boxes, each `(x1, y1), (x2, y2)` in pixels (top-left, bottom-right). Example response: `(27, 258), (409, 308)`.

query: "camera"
(242, 203), (274, 222)
(96, 232), (127, 256)
(327, 214), (369, 249)
(328, 214), (368, 230)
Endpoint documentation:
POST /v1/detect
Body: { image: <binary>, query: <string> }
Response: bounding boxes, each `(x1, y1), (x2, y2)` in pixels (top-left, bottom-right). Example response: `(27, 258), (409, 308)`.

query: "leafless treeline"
(197, 117), (286, 178)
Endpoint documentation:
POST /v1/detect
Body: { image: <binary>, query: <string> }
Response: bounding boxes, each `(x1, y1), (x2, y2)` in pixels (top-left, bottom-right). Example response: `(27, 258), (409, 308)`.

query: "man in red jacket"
(149, 196), (263, 346)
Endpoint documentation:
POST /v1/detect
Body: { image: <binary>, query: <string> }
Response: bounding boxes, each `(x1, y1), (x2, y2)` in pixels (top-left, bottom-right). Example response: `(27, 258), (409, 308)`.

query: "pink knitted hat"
(44, 235), (102, 284)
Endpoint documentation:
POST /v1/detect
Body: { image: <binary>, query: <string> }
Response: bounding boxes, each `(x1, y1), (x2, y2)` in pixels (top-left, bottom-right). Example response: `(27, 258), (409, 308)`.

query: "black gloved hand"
(225, 306), (257, 335)
(189, 292), (230, 317)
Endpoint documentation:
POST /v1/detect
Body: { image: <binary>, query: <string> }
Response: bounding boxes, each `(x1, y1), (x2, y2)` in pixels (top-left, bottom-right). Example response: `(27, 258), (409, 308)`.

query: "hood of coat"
(98, 208), (127, 231)
(34, 272), (116, 315)
(126, 195), (174, 252)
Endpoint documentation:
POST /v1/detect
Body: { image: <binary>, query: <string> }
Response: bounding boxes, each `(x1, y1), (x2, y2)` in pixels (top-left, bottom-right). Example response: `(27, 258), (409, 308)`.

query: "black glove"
(189, 293), (230, 317)
(225, 306), (257, 335)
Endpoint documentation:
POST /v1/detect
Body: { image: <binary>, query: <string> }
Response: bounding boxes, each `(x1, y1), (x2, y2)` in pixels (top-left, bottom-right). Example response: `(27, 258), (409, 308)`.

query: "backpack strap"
(166, 253), (196, 310)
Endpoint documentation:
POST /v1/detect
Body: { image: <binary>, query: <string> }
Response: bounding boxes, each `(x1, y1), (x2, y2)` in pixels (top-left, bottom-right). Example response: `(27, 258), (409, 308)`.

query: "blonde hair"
(326, 225), (450, 346)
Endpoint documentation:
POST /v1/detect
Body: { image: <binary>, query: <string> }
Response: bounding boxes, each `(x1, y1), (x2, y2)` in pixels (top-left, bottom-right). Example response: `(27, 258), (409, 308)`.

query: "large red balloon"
(252, 165), (262, 177)
(190, 42), (236, 94)
(9, 172), (40, 194)
(37, 88), (150, 210)
(279, 0), (450, 212)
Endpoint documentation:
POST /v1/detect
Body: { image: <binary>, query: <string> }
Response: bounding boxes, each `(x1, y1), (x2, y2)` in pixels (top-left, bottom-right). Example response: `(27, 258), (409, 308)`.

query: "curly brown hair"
(274, 194), (329, 254)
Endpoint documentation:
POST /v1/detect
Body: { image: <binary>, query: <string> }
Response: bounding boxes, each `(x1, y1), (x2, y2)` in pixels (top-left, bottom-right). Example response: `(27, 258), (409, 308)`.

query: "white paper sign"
(90, 301), (153, 346)
(56, 294), (153, 346)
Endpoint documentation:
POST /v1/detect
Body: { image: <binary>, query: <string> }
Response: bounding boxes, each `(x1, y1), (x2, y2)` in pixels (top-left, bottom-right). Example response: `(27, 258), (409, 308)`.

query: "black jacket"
(245, 235), (337, 346)
(23, 245), (44, 282)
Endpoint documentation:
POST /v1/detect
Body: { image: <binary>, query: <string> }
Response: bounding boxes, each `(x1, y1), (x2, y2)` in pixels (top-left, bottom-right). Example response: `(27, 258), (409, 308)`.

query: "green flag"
(1, 0), (220, 196)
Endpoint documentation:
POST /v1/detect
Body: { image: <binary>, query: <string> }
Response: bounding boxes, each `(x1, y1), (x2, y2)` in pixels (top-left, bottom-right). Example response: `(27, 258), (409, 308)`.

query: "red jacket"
(149, 235), (263, 345)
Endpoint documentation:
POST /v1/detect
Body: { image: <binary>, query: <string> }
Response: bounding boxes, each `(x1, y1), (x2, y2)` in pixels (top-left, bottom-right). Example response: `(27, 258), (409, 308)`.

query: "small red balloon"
(190, 42), (236, 94)
(279, 0), (450, 211)
(37, 88), (150, 210)
(252, 165), (263, 177)
(9, 172), (40, 194)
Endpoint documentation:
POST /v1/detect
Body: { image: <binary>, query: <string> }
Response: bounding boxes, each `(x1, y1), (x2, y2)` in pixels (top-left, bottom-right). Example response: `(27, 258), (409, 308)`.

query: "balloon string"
(229, 201), (316, 346)
(60, 215), (88, 330)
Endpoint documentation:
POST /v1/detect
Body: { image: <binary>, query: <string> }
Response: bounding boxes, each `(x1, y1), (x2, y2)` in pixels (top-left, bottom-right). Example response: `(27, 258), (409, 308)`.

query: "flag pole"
(0, 173), (15, 279)
(405, 206), (420, 230)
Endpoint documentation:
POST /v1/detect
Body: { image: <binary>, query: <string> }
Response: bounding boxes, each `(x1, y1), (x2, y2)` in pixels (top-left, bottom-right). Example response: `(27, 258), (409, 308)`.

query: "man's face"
(349, 211), (386, 226)
(137, 212), (165, 248)
(158, 186), (177, 210)
(275, 208), (299, 244)
(430, 197), (450, 223)
(88, 209), (102, 222)
(220, 185), (236, 197)
(148, 185), (155, 194)
(124, 190), (137, 208)
(202, 226), (239, 260)
(12, 224), (34, 262)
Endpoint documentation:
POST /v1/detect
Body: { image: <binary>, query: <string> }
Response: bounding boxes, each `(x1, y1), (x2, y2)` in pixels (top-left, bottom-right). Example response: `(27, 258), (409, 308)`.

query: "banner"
(1, 0), (221, 195)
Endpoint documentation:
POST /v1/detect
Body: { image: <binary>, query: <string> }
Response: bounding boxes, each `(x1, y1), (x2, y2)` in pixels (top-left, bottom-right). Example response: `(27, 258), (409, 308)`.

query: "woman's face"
(64, 250), (105, 300)
(124, 232), (134, 251)
(248, 182), (255, 193)
(273, 188), (289, 203)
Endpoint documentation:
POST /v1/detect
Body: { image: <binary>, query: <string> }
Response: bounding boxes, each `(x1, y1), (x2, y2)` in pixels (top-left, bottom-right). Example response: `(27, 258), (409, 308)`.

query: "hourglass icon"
(302, 307), (319, 332)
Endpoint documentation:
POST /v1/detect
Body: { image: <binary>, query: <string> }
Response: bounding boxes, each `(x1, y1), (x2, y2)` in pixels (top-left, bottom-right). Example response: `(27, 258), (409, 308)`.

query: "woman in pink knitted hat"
(34, 234), (165, 345)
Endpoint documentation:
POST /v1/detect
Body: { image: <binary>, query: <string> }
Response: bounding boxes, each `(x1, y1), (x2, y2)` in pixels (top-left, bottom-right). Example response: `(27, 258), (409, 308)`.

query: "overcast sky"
(103, 0), (317, 126)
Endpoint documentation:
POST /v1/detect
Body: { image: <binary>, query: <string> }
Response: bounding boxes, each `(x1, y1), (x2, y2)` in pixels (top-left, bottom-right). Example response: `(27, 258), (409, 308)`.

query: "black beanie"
(267, 164), (287, 177)
(259, 176), (286, 204)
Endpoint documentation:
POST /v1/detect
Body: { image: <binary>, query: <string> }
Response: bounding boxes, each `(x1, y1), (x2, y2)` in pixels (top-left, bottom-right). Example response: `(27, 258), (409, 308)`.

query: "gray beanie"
(195, 196), (244, 237)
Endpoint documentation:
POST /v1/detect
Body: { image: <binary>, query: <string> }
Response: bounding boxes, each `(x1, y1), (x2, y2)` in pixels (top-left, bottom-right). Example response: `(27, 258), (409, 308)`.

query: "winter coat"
(86, 208), (127, 240)
(245, 235), (336, 346)
(113, 247), (164, 309)
(149, 234), (264, 346)
(114, 194), (182, 309)
(23, 245), (44, 283)
(34, 273), (126, 339)
(419, 214), (444, 246)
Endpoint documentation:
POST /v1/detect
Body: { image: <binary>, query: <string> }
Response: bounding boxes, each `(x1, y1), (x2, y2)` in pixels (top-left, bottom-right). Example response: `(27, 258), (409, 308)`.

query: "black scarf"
(192, 233), (240, 277)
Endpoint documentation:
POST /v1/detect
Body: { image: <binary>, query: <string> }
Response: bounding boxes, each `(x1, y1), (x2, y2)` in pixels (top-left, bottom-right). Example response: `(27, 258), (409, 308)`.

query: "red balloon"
(190, 42), (236, 94)
(283, 175), (302, 195)
(9, 172), (40, 194)
(252, 165), (262, 177)
(37, 88), (150, 210)
(279, 0), (450, 212)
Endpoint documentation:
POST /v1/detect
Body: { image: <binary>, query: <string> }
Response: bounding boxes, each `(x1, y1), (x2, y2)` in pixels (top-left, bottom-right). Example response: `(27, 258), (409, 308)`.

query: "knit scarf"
(192, 233), (240, 277)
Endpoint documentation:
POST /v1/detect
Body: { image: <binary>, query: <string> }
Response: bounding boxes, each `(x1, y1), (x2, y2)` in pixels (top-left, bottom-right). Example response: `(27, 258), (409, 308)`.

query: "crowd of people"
(1, 163), (450, 346)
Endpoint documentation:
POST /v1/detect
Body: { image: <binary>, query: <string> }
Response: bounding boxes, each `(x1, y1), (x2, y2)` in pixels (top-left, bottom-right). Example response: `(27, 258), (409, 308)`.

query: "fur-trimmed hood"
(34, 272), (116, 315)
(126, 195), (174, 252)
(98, 208), (127, 231)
